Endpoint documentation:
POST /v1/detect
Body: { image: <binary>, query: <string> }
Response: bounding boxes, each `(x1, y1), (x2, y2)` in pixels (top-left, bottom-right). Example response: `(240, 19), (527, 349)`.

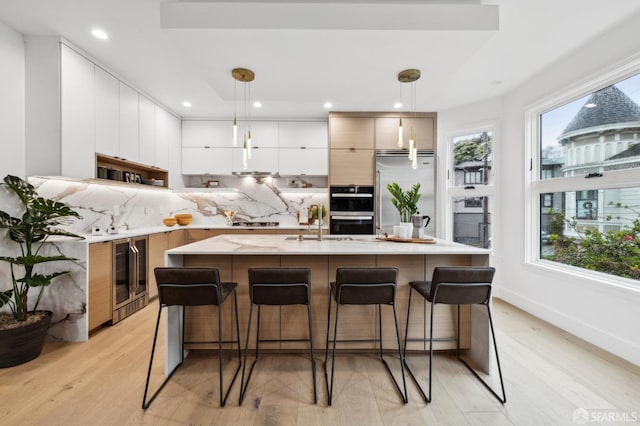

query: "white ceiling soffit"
(160, 1), (499, 31)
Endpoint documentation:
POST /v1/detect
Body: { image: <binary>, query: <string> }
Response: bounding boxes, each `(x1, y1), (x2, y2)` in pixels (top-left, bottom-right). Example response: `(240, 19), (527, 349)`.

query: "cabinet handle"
(204, 146), (211, 149)
(349, 148), (356, 152)
(300, 146), (306, 150)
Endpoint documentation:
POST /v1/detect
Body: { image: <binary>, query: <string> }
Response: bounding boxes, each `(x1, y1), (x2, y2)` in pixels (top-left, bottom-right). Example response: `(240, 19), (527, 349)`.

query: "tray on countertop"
(376, 236), (436, 244)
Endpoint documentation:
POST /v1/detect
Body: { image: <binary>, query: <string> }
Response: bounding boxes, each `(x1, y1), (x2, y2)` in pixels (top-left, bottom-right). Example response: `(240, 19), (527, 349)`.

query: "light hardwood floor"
(2, 299), (639, 425)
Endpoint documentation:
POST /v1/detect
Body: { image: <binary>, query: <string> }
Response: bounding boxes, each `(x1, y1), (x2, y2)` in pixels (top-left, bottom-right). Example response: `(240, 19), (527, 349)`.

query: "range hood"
(232, 171), (280, 178)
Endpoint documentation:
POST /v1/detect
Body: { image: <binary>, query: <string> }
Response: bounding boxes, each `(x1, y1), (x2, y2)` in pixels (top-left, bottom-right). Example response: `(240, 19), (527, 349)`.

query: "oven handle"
(330, 193), (373, 198)
(330, 215), (374, 220)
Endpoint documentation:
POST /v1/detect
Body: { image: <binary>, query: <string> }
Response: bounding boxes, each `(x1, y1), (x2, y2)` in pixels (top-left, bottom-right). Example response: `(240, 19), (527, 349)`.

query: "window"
(575, 190), (598, 220)
(448, 129), (495, 250)
(464, 170), (483, 185)
(530, 67), (640, 283)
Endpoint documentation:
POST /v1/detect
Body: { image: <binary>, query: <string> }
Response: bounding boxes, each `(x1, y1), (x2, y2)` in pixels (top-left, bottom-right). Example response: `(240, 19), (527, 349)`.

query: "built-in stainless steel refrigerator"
(375, 151), (435, 236)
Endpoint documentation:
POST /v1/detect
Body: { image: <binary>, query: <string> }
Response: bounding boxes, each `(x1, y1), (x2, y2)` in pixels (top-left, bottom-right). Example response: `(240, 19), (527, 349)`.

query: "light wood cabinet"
(147, 232), (169, 299)
(148, 229), (186, 300)
(374, 113), (436, 151)
(329, 148), (375, 185)
(329, 116), (375, 149)
(88, 241), (112, 332)
(328, 114), (375, 185)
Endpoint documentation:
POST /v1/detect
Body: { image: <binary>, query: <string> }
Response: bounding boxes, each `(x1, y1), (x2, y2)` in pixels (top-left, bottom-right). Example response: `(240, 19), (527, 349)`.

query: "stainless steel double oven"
(329, 185), (375, 234)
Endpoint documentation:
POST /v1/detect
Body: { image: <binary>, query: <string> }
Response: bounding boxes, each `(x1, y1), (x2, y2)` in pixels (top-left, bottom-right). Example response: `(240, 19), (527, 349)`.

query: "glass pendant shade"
(408, 128), (415, 160)
(247, 129), (252, 160)
(232, 115), (238, 146)
(397, 117), (404, 148)
(242, 136), (248, 170)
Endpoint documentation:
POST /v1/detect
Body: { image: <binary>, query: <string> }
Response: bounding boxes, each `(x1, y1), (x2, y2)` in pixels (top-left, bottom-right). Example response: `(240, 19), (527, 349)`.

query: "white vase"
(399, 222), (413, 239)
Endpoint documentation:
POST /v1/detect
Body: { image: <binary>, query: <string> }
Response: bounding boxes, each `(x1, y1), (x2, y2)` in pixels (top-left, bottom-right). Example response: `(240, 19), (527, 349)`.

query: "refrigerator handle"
(376, 170), (381, 233)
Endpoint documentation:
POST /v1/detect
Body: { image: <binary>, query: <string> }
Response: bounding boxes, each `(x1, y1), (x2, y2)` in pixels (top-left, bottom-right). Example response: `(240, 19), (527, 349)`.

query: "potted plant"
(387, 182), (421, 236)
(387, 182), (422, 222)
(0, 175), (83, 368)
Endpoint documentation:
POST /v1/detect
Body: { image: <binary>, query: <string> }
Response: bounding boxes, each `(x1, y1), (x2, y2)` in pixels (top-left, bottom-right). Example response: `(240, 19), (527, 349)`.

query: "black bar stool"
(142, 267), (241, 409)
(239, 268), (317, 405)
(403, 266), (506, 403)
(324, 267), (407, 406)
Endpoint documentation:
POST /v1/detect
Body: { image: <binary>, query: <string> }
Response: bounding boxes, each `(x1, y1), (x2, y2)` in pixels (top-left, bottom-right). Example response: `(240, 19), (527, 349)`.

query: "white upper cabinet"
(138, 95), (156, 166)
(154, 107), (171, 170)
(278, 121), (327, 148)
(278, 121), (328, 175)
(278, 148), (328, 175)
(182, 147), (233, 175)
(180, 119), (329, 176)
(182, 121), (233, 148)
(119, 82), (139, 162)
(231, 147), (278, 172)
(60, 44), (95, 179)
(94, 67), (119, 157)
(245, 121), (278, 148)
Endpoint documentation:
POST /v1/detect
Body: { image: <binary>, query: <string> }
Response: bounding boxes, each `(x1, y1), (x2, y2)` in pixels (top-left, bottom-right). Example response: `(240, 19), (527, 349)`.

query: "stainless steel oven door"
(330, 186), (374, 212)
(330, 214), (374, 235)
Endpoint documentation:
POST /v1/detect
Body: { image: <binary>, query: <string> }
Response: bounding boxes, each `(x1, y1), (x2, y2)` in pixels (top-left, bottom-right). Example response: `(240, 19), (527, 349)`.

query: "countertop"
(83, 224), (327, 243)
(166, 234), (491, 256)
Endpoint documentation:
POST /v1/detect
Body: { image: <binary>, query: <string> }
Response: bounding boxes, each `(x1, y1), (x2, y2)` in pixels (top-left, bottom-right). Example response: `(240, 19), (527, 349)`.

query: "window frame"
(524, 56), (640, 290)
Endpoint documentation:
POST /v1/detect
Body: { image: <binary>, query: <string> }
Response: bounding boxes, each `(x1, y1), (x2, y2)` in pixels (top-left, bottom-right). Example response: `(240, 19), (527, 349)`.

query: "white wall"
(0, 21), (25, 178)
(440, 12), (640, 366)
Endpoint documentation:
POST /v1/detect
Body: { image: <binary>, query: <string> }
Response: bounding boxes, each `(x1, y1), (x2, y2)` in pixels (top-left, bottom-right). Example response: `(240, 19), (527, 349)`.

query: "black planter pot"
(0, 311), (52, 368)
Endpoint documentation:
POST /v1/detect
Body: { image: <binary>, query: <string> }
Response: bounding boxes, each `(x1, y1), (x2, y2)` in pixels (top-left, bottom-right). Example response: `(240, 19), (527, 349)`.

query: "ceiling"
(1, 0), (640, 120)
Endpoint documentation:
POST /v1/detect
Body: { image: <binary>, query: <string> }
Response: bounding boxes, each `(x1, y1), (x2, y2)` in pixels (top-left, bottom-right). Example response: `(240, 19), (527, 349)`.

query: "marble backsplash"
(0, 176), (328, 342)
(30, 176), (329, 233)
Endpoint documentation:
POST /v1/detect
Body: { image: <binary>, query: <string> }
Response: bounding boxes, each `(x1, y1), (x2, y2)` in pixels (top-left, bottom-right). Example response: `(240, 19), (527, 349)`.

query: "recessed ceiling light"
(394, 102), (402, 109)
(324, 102), (333, 109)
(91, 29), (109, 40)
(585, 102), (597, 108)
(182, 101), (192, 108)
(253, 101), (262, 108)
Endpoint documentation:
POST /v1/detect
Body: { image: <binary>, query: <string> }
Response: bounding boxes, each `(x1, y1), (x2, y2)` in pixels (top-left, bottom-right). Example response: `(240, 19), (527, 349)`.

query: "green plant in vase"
(387, 182), (421, 222)
(0, 175), (83, 367)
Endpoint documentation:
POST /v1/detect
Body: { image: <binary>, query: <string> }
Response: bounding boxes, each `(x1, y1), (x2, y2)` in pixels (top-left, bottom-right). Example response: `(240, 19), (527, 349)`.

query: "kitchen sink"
(284, 235), (355, 241)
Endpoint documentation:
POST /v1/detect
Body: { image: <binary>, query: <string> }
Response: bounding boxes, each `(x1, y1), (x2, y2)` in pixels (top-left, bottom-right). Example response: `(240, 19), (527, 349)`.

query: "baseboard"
(496, 288), (640, 367)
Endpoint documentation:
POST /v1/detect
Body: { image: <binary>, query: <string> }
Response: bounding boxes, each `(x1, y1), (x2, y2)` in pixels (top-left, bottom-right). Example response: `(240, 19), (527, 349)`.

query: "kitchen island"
(163, 234), (492, 374)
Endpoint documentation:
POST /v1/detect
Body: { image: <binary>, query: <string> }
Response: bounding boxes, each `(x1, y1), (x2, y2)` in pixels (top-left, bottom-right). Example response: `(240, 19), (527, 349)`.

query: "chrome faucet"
(317, 204), (323, 241)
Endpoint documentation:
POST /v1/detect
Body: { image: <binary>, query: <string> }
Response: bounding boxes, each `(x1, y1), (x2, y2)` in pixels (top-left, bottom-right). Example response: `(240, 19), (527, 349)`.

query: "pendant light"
(232, 79), (238, 146)
(397, 68), (421, 169)
(232, 67), (255, 163)
(397, 83), (404, 148)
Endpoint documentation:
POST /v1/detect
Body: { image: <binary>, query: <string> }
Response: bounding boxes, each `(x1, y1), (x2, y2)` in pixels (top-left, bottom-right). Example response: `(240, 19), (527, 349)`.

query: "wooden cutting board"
(375, 236), (436, 244)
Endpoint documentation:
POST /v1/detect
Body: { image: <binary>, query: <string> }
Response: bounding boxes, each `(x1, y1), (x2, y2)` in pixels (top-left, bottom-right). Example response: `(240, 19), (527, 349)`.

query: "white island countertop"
(166, 234), (491, 256)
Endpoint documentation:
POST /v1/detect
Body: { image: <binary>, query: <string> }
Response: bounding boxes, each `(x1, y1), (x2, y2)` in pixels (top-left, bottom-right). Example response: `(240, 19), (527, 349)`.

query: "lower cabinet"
(88, 241), (112, 332)
(148, 230), (185, 299)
